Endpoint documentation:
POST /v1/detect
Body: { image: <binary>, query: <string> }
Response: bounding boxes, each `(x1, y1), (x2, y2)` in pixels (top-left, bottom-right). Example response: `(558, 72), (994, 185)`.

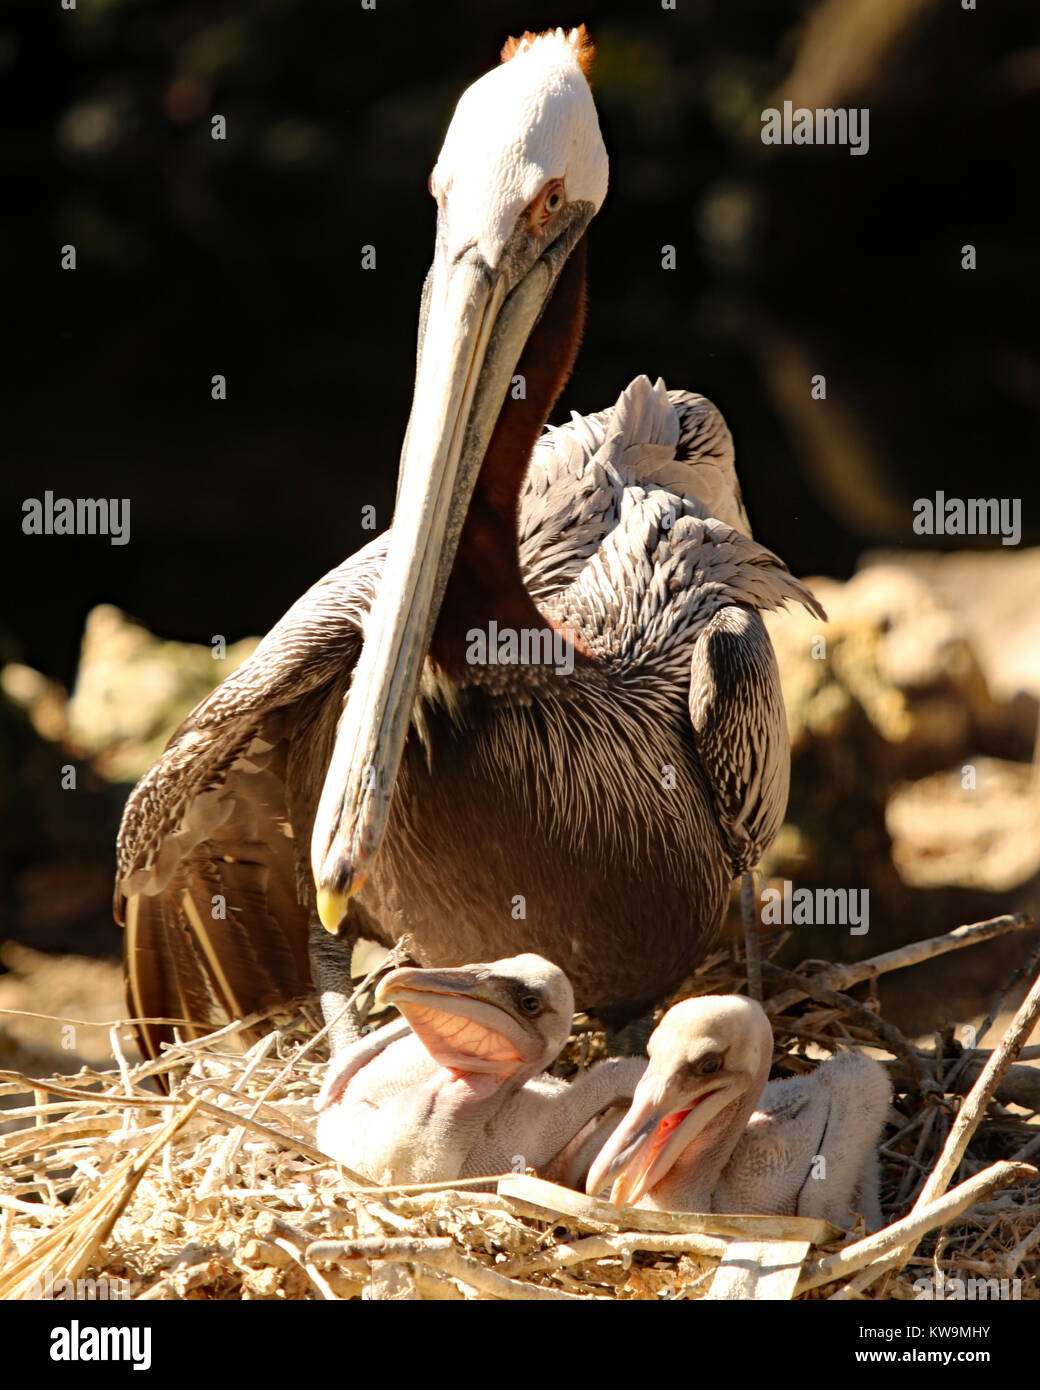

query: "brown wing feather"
(688, 604), (801, 876)
(116, 538), (385, 1066)
(125, 839), (311, 1064)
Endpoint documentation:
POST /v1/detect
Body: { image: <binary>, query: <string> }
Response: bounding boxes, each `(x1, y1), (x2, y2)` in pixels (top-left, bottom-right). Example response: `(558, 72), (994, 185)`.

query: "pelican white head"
(432, 28), (609, 270)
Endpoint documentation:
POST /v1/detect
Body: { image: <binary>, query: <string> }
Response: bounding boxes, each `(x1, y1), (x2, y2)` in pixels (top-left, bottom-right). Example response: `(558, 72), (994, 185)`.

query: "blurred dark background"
(5, 0), (1038, 686)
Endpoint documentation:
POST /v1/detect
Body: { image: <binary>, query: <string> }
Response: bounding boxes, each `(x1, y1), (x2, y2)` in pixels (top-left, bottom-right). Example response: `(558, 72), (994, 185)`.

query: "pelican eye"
(527, 178), (566, 232)
(696, 1053), (723, 1076)
(518, 993), (543, 1016)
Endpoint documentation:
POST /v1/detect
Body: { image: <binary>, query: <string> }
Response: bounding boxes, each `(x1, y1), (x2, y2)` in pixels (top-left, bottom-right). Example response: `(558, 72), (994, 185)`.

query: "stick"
(498, 1230), (729, 1277)
(1012, 1131), (1040, 1164)
(707, 1237), (811, 1301)
(765, 914), (1035, 1016)
(760, 963), (939, 1093)
(497, 1174), (839, 1245)
(794, 1159), (1036, 1295)
(895, 966), (1040, 1233)
(1000, 1222), (1040, 1279)
(941, 938), (1040, 1095)
(883, 1057), (1040, 1111)
(196, 1032), (277, 1199)
(274, 940), (409, 1075)
(836, 963), (1040, 1294)
(307, 1236), (601, 1301)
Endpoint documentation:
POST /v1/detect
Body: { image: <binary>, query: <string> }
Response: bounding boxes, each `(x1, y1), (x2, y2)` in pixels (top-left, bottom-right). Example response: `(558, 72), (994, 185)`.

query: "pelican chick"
(586, 996), (890, 1230)
(315, 953), (643, 1186)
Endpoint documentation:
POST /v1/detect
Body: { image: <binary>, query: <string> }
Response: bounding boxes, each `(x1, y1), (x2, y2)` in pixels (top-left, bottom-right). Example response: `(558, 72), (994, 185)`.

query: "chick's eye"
(698, 1053), (723, 1076)
(519, 994), (542, 1016)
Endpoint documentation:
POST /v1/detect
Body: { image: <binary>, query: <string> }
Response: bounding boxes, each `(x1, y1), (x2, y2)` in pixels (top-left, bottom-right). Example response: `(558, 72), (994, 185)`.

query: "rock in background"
(759, 549), (1040, 1034)
(0, 609), (257, 1074)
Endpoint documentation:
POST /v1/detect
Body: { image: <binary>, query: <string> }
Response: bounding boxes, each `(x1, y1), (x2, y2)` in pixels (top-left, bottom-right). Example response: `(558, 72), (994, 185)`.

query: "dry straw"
(1, 914), (1037, 1300)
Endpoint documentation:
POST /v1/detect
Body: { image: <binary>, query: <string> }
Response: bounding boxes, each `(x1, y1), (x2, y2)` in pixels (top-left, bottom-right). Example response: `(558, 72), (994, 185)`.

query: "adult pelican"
(116, 28), (823, 1062)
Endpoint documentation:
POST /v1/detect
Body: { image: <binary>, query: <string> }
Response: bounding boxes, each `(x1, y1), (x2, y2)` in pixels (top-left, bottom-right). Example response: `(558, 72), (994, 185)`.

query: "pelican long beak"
(310, 206), (594, 931)
(585, 1073), (740, 1207)
(375, 965), (534, 1075)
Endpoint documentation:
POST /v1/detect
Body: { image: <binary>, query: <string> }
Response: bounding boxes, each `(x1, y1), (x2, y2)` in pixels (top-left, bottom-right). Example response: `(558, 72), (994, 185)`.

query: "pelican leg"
(603, 1012), (656, 1057)
(741, 868), (762, 1002)
(308, 909), (362, 1055)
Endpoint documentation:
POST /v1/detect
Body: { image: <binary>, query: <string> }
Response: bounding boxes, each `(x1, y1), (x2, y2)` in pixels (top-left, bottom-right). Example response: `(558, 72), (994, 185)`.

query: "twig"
(892, 965), (1040, 1246)
(844, 963), (1040, 1294)
(795, 1159), (1036, 1295)
(319, 1172), (514, 1196)
(129, 1001), (312, 1087)
(1000, 1222), (1040, 1279)
(883, 1057), (1040, 1111)
(307, 1236), (602, 1301)
(0, 1070), (160, 1107)
(268, 941), (409, 1084)
(389, 1191), (522, 1218)
(765, 914), (1035, 1016)
(760, 962), (939, 1093)
(895, 1107), (942, 1208)
(941, 938), (1040, 1096)
(196, 1032), (278, 1199)
(498, 1229), (728, 1277)
(497, 1174), (839, 1245)
(247, 1212), (344, 1300)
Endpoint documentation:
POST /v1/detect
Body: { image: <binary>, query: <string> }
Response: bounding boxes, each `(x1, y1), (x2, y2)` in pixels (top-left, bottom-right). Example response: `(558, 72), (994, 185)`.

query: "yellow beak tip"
(315, 888), (350, 934)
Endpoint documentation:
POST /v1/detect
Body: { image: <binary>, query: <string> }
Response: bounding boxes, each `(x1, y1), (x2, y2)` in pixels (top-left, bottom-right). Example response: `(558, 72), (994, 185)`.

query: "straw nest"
(2, 913), (1038, 1302)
